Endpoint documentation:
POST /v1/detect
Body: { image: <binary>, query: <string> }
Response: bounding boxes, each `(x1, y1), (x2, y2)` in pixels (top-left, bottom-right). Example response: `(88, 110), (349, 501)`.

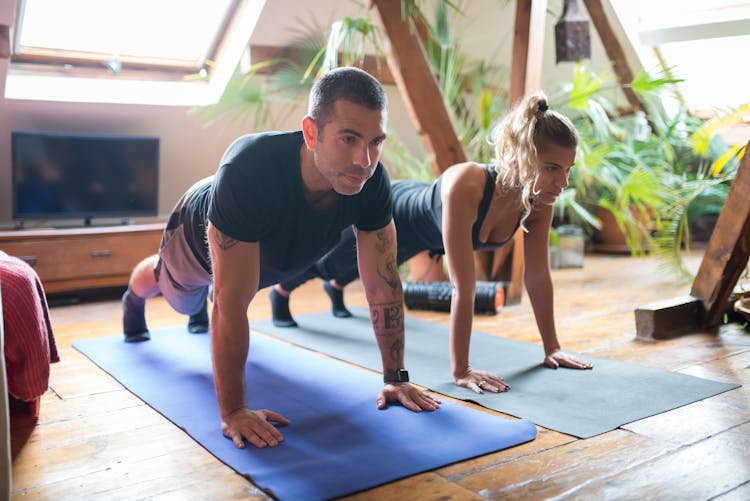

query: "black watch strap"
(384, 368), (409, 383)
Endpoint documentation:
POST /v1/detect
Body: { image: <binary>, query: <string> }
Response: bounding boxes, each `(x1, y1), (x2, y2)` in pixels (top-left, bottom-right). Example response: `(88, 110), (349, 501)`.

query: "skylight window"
(13, 0), (237, 76)
(609, 0), (750, 113)
(18, 0), (232, 65)
(5, 0), (265, 106)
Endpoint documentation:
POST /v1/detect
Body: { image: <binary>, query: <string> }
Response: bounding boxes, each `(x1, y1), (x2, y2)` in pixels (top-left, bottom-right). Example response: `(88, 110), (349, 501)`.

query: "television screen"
(12, 131), (159, 224)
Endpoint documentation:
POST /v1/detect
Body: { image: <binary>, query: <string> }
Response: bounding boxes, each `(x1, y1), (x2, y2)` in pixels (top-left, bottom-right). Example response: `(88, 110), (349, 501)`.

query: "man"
(121, 67), (440, 449)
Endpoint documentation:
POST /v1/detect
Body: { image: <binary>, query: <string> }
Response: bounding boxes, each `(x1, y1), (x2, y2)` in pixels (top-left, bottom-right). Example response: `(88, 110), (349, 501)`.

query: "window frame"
(9, 0), (241, 81)
(608, 0), (750, 113)
(4, 0), (264, 106)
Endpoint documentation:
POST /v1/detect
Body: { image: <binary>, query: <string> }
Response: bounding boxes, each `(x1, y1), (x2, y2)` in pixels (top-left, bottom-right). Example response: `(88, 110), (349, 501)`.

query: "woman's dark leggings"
(279, 225), (424, 292)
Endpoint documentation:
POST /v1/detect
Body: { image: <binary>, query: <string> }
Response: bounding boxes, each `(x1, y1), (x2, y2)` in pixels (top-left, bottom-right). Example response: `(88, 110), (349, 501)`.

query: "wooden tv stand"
(0, 223), (164, 294)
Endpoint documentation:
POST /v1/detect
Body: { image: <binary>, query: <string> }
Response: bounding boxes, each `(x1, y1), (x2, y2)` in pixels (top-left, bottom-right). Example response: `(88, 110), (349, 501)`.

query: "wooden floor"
(10, 252), (750, 500)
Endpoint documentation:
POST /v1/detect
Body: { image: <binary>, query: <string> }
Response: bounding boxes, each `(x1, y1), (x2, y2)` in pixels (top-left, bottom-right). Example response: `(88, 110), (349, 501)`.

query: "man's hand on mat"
(377, 383), (441, 412)
(544, 349), (593, 370)
(455, 368), (509, 394)
(221, 408), (290, 449)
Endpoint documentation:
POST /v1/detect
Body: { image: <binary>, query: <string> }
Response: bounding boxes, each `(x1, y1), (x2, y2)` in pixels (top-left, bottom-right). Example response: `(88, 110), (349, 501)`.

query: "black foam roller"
(403, 281), (505, 314)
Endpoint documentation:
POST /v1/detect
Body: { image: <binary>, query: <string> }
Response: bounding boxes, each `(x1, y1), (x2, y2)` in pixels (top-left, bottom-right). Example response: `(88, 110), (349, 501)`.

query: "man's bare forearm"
(370, 241), (405, 372)
(359, 223), (406, 373)
(211, 304), (251, 418)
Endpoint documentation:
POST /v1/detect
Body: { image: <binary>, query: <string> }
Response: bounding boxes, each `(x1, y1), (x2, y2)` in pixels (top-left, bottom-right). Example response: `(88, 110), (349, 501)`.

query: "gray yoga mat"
(253, 307), (740, 438)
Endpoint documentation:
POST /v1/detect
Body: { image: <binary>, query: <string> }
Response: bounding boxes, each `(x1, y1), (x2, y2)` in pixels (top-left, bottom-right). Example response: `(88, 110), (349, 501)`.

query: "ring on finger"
(478, 380), (486, 387)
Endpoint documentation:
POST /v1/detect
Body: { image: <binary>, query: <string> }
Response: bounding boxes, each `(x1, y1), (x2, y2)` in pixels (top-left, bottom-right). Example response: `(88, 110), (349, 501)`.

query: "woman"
(270, 91), (592, 394)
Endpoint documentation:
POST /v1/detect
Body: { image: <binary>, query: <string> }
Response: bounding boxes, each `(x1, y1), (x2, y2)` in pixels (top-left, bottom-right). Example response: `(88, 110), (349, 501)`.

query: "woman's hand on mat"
(221, 408), (290, 449)
(377, 383), (441, 412)
(455, 369), (509, 394)
(544, 350), (593, 370)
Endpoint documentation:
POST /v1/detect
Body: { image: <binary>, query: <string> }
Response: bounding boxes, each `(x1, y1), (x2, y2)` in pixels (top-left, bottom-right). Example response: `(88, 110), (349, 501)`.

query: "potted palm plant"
(549, 64), (678, 254)
(551, 62), (747, 278)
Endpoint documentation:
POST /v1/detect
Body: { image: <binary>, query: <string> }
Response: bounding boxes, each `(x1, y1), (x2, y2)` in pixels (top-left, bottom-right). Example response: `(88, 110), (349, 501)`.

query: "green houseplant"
(550, 63), (678, 253)
(550, 62), (747, 278)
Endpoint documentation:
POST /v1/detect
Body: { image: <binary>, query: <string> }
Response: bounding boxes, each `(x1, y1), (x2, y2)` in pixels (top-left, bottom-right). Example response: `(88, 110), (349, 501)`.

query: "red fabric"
(1, 250), (60, 402)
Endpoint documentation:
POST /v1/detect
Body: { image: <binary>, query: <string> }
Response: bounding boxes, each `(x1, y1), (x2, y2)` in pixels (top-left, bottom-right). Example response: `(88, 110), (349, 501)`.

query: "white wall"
(0, 0), (632, 227)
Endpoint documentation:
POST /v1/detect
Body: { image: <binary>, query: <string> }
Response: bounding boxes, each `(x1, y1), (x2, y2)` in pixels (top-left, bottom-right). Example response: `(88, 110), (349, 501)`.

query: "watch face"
(384, 368), (409, 383)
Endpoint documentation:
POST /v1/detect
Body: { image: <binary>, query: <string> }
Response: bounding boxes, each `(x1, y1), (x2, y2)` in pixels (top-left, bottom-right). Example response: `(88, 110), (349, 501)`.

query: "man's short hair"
(308, 67), (388, 128)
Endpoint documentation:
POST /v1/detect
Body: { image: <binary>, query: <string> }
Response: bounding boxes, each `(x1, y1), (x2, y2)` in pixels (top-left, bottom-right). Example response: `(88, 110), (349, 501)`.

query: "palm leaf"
(711, 143), (745, 176)
(691, 104), (750, 157)
(569, 63), (607, 110)
(630, 69), (683, 95)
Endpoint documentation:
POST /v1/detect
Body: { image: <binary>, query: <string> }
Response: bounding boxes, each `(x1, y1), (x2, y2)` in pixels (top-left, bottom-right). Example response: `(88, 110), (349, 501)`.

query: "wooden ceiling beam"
(508, 0), (547, 103)
(485, 0), (547, 303)
(368, 0), (466, 175)
(582, 0), (643, 110)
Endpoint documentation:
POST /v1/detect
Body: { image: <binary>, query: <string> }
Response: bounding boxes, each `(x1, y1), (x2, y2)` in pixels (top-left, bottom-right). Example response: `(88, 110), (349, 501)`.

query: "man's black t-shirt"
(180, 131), (392, 288)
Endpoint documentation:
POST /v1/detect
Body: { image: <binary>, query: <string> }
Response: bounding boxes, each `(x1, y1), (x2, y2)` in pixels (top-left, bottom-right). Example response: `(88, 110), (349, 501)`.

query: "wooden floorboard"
(9, 252), (750, 500)
(569, 421), (750, 500)
(455, 429), (679, 500)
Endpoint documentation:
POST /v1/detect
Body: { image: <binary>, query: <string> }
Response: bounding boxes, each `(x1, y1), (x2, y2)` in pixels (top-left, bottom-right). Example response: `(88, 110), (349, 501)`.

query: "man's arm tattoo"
(370, 301), (404, 334)
(374, 228), (392, 254)
(377, 257), (401, 294)
(370, 293), (404, 365)
(388, 338), (404, 365)
(371, 302), (404, 364)
(215, 231), (239, 251)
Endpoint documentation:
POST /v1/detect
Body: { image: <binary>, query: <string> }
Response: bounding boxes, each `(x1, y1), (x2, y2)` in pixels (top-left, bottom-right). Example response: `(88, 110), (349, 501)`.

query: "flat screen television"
(12, 131), (159, 226)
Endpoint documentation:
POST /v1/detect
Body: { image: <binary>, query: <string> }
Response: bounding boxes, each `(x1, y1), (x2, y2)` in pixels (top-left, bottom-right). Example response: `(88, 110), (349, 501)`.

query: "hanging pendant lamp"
(555, 0), (591, 62)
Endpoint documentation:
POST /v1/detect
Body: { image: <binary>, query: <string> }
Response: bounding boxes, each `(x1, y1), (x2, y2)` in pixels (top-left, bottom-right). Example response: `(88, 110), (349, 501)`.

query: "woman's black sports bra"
(470, 164), (525, 251)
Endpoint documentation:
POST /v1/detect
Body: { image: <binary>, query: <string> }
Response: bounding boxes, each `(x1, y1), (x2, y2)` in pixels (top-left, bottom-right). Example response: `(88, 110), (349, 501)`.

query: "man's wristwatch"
(384, 368), (410, 383)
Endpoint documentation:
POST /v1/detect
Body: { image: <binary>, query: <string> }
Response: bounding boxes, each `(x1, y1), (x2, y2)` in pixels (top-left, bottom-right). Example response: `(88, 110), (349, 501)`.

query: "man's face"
(310, 99), (388, 196)
(533, 143), (576, 205)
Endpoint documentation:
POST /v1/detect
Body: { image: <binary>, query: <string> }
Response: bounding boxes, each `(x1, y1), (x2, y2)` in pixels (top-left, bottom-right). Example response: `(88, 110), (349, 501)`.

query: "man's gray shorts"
(155, 223), (211, 316)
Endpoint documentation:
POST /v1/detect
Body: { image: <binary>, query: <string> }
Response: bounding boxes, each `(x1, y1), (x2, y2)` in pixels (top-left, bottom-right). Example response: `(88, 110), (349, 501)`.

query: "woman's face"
(533, 143), (576, 205)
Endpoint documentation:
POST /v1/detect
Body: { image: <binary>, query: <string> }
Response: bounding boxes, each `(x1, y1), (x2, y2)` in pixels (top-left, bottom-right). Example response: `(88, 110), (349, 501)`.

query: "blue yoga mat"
(252, 308), (741, 439)
(74, 328), (536, 500)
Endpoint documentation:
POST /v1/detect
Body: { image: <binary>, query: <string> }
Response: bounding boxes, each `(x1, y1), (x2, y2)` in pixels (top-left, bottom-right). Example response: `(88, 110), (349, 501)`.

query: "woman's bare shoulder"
(442, 162), (487, 190)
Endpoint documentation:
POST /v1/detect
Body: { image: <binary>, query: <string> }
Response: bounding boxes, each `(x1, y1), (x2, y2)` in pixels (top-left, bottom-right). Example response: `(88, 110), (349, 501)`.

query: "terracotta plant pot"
(593, 206), (652, 254)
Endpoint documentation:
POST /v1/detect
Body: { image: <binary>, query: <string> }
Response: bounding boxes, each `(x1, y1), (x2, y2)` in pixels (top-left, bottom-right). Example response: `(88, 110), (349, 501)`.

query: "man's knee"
(130, 255), (159, 297)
